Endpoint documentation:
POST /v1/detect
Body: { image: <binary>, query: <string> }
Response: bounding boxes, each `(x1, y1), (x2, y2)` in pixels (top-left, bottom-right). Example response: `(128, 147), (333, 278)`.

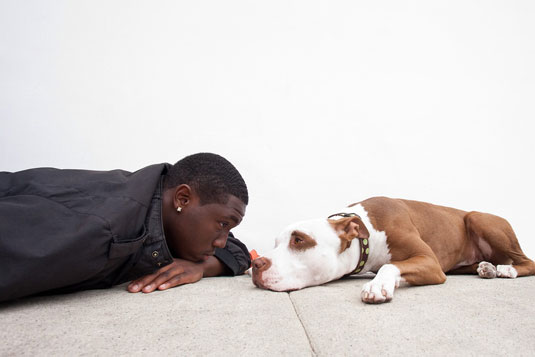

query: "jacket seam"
(1, 183), (149, 209)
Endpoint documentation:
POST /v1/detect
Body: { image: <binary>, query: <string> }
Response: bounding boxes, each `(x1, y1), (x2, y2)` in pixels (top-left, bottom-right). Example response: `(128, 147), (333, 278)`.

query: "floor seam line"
(288, 292), (317, 357)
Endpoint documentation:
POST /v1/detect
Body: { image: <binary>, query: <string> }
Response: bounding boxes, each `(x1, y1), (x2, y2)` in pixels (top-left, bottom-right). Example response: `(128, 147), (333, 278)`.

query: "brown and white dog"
(251, 197), (535, 303)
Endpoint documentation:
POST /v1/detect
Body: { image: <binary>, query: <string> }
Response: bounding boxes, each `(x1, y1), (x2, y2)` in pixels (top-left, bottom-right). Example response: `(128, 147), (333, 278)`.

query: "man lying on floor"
(0, 153), (250, 302)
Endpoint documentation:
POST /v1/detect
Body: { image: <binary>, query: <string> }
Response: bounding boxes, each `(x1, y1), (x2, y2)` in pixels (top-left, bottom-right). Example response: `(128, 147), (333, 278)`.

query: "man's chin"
(190, 253), (213, 263)
(201, 252), (217, 262)
(177, 250), (215, 263)
(174, 253), (201, 263)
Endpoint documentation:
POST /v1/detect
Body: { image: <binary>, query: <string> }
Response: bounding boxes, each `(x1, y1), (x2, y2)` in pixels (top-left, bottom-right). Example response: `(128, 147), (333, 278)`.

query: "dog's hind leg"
(464, 211), (535, 278)
(448, 262), (499, 278)
(448, 263), (480, 275)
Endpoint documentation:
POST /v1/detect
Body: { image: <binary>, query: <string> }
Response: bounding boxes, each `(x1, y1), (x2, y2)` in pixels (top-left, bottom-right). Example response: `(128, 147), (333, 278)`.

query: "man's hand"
(128, 258), (203, 293)
(127, 256), (228, 293)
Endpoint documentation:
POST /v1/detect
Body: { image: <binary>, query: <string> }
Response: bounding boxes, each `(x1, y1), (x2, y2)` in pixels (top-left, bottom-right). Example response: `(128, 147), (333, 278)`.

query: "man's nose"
(252, 257), (271, 272)
(213, 234), (228, 249)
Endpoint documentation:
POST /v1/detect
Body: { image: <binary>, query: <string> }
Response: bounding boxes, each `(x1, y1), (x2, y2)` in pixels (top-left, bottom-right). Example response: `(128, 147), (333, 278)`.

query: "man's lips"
(200, 251), (216, 261)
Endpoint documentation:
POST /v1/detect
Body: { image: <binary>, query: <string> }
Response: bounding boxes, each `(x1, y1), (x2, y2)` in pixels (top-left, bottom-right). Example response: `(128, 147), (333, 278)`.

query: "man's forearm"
(201, 256), (231, 277)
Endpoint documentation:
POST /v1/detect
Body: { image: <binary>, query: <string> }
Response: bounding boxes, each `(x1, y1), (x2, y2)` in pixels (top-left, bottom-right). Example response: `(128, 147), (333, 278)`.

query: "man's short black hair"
(164, 153), (248, 205)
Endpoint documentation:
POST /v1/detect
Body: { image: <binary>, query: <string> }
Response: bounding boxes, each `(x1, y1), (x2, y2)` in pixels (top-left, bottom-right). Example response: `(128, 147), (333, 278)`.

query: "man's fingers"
(128, 265), (187, 293)
(144, 270), (179, 293)
(128, 265), (177, 293)
(127, 259), (203, 293)
(157, 263), (204, 290)
(128, 273), (157, 293)
(157, 272), (192, 290)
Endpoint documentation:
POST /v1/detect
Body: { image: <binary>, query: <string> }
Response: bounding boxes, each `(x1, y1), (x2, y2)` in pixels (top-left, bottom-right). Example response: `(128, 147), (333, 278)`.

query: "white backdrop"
(1, 1), (534, 258)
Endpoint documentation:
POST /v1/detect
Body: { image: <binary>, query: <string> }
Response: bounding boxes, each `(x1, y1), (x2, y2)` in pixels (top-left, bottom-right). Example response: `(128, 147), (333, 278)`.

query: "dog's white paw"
(477, 261), (497, 279)
(361, 264), (400, 304)
(496, 265), (518, 278)
(361, 280), (394, 304)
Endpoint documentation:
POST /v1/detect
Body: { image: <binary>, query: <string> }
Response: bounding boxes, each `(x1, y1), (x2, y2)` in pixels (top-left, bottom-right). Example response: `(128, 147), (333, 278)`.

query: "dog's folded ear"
(328, 216), (370, 252)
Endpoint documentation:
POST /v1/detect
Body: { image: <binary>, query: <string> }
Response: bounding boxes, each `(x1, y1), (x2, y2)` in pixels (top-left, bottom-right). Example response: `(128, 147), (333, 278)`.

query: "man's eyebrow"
(224, 215), (241, 225)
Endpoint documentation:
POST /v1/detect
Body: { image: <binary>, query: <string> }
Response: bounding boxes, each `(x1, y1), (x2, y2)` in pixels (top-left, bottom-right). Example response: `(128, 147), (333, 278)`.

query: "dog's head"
(252, 215), (369, 291)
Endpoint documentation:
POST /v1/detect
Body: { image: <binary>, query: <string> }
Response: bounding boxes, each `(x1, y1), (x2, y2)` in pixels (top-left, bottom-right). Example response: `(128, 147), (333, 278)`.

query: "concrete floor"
(1, 275), (534, 356)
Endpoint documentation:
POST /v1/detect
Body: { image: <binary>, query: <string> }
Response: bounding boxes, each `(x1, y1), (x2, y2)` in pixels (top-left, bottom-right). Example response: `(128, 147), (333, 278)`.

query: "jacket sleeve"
(214, 232), (251, 276)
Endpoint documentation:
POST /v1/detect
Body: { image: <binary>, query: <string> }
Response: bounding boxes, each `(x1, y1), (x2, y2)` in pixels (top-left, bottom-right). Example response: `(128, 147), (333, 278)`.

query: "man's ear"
(173, 184), (192, 210)
(328, 216), (370, 252)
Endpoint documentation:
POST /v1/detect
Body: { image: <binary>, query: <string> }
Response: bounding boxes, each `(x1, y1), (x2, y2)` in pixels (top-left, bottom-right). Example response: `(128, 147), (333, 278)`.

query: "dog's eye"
(289, 232), (317, 251)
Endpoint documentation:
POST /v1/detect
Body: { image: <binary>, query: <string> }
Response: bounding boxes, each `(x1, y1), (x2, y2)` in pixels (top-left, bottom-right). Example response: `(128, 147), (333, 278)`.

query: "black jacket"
(0, 163), (250, 302)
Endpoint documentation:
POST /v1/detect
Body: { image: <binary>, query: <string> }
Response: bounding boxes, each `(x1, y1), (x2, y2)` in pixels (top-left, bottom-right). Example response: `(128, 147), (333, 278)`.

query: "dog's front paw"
(361, 281), (394, 304)
(477, 261), (497, 279)
(361, 264), (400, 304)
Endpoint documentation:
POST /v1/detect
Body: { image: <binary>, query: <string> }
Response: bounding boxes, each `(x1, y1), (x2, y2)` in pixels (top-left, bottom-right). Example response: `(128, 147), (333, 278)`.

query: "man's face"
(163, 186), (246, 262)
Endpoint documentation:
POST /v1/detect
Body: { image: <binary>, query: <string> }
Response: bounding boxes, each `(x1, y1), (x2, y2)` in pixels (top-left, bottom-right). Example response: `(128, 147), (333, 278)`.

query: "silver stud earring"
(176, 206), (182, 212)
